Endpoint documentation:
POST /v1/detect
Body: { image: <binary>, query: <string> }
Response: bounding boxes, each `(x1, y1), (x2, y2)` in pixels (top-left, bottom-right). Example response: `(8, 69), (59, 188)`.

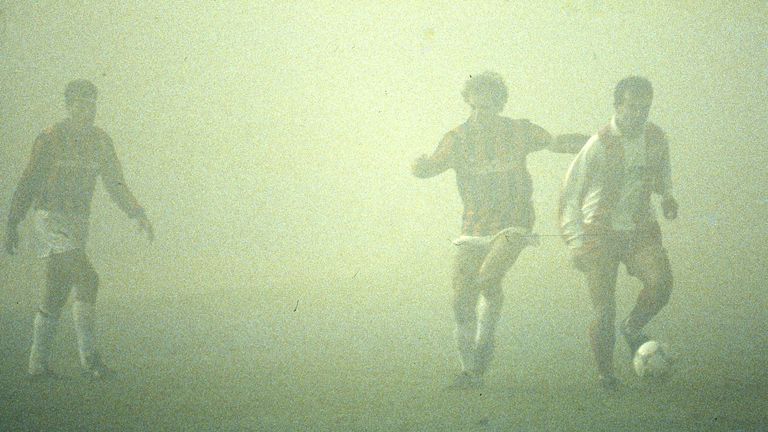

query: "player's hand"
(411, 155), (431, 177)
(661, 196), (678, 220)
(4, 225), (19, 255)
(135, 214), (155, 243)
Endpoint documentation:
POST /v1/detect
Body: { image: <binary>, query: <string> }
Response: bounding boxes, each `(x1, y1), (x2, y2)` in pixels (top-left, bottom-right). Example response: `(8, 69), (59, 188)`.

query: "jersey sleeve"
(432, 130), (458, 170)
(413, 130), (457, 178)
(523, 121), (554, 154)
(7, 132), (54, 227)
(559, 135), (601, 248)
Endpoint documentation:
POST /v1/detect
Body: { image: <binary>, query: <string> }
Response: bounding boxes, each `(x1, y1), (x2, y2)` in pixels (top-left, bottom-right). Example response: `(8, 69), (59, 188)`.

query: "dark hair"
(614, 76), (653, 106)
(64, 79), (98, 106)
(461, 71), (508, 109)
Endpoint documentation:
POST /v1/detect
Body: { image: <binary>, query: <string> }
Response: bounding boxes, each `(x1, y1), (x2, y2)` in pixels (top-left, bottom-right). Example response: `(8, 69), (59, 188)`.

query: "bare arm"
(5, 133), (55, 254)
(8, 133), (53, 228)
(548, 133), (591, 154)
(657, 137), (677, 220)
(411, 131), (455, 178)
(100, 135), (154, 241)
(100, 135), (142, 216)
(522, 121), (589, 154)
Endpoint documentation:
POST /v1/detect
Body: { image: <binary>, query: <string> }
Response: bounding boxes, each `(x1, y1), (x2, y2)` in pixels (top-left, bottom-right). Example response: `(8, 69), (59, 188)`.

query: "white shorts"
(33, 210), (89, 258)
(452, 226), (539, 249)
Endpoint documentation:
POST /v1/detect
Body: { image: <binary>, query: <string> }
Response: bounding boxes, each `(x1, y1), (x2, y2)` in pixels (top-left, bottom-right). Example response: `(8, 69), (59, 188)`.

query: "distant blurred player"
(4, 79), (154, 380)
(411, 71), (588, 389)
(559, 76), (678, 391)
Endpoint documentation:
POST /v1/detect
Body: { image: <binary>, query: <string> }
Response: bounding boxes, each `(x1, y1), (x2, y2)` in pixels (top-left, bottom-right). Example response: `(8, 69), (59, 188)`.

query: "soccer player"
(559, 76), (678, 391)
(5, 79), (154, 380)
(411, 71), (588, 389)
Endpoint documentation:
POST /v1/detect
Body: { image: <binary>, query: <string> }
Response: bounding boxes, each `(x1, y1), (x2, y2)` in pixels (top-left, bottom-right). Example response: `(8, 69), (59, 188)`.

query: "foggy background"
(1, 1), (766, 430)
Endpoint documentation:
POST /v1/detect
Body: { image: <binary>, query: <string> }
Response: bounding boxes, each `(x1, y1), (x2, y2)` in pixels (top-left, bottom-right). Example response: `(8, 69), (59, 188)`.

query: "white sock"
(72, 301), (97, 367)
(455, 323), (477, 373)
(29, 311), (59, 374)
(475, 296), (503, 374)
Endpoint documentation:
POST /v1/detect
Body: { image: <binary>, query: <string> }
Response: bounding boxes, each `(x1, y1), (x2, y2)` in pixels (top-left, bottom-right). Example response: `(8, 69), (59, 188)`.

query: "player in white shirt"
(559, 76), (678, 391)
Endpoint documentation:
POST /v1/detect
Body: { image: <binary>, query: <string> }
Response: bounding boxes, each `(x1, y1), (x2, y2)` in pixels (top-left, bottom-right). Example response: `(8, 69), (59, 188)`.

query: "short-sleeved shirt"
(559, 118), (671, 249)
(429, 116), (551, 236)
(8, 121), (143, 229)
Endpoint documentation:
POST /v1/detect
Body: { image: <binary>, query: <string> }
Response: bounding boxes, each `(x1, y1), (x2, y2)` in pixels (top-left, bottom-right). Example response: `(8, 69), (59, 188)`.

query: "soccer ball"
(632, 340), (672, 378)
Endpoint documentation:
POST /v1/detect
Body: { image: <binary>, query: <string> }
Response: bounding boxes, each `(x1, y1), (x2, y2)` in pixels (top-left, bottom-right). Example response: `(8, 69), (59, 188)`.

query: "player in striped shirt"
(412, 71), (588, 389)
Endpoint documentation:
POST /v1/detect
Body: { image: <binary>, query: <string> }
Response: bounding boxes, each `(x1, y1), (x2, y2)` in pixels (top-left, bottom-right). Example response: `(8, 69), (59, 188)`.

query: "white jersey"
(560, 117), (672, 249)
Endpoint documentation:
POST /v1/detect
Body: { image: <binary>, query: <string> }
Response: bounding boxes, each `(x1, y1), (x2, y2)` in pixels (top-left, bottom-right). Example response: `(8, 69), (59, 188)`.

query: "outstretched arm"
(411, 131), (455, 179)
(100, 136), (154, 242)
(548, 133), (591, 154)
(522, 121), (589, 154)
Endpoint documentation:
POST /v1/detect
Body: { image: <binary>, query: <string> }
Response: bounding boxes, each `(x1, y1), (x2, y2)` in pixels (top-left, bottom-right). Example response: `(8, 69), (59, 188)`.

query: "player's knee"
(75, 271), (99, 303)
(655, 271), (673, 306)
(589, 313), (616, 343)
(592, 303), (616, 328)
(453, 307), (475, 325)
(452, 262), (478, 286)
(477, 271), (505, 291)
(452, 269), (480, 298)
(38, 305), (62, 320)
(452, 294), (477, 324)
(482, 286), (504, 307)
(41, 286), (69, 318)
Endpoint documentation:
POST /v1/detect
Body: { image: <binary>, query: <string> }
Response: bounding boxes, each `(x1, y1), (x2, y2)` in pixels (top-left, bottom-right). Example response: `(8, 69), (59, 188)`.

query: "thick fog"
(1, 1), (766, 431)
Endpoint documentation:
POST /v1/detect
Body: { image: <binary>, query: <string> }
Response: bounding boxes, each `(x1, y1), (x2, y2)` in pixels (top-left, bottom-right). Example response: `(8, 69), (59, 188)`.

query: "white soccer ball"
(632, 340), (672, 378)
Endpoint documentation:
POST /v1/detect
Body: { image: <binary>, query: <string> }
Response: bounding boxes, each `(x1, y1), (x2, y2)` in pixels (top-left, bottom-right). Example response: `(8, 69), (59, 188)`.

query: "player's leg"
(621, 238), (673, 356)
(583, 251), (620, 388)
(450, 245), (486, 387)
(473, 233), (526, 375)
(29, 252), (74, 377)
(70, 251), (110, 378)
(475, 279), (504, 376)
(475, 231), (527, 286)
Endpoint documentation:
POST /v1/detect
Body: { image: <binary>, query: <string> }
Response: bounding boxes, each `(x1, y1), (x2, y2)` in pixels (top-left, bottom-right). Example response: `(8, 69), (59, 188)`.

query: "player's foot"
(639, 371), (672, 385)
(27, 368), (61, 382)
(597, 374), (622, 392)
(474, 340), (495, 377)
(81, 352), (112, 380)
(447, 371), (483, 390)
(621, 319), (649, 359)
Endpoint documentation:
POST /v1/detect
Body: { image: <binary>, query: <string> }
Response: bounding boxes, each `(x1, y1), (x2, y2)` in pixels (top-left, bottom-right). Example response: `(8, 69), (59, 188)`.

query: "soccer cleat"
(446, 371), (483, 391)
(81, 352), (112, 380)
(621, 319), (649, 360)
(597, 374), (622, 392)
